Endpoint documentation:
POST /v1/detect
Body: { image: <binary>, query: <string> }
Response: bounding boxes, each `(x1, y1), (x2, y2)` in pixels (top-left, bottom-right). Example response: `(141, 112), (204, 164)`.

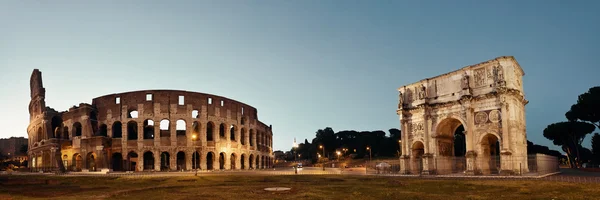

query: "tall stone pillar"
(170, 152), (177, 171)
(154, 151), (161, 171)
(95, 146), (108, 170)
(465, 151), (477, 175)
(200, 151), (207, 170)
(225, 153), (231, 170)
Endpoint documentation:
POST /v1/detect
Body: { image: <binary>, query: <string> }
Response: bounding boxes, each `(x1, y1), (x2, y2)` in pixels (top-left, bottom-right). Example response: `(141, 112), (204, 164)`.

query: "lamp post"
(319, 145), (325, 170)
(336, 151), (341, 161)
(366, 147), (372, 163)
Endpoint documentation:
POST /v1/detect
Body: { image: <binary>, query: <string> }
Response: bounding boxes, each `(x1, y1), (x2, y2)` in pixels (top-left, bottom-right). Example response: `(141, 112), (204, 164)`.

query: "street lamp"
(336, 151), (341, 160)
(366, 147), (372, 163)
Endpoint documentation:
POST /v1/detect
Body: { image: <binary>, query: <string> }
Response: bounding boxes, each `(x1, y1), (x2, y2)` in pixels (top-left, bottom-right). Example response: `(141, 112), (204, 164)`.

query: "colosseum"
(27, 69), (274, 172)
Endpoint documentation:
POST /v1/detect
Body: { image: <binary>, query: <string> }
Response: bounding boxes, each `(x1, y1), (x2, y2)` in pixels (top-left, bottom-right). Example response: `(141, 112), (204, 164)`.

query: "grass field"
(1, 175), (599, 200)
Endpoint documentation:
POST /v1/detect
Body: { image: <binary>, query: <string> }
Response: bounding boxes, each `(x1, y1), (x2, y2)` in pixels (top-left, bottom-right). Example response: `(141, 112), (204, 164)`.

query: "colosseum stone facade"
(27, 69), (274, 172)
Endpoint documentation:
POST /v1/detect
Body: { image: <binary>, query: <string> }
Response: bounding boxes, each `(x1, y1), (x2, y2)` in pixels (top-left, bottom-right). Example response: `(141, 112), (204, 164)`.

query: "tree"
(543, 121), (596, 168)
(566, 86), (600, 129)
(592, 133), (600, 164)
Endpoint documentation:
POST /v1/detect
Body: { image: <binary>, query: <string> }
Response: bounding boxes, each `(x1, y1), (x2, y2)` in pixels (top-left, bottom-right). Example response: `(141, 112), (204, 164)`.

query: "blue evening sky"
(1, 1), (599, 152)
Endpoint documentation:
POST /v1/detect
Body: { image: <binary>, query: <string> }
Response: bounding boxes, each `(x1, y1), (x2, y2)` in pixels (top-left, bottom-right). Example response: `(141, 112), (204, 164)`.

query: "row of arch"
(65, 151), (272, 172)
(126, 109), (251, 126)
(46, 120), (272, 149)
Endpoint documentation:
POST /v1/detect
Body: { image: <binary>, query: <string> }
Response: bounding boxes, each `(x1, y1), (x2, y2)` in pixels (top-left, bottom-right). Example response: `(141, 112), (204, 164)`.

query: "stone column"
(95, 146), (107, 170)
(154, 150), (161, 171)
(421, 153), (435, 175)
(186, 150), (193, 170)
(200, 151), (207, 170)
(137, 122), (143, 146)
(225, 153), (231, 170)
(170, 120), (177, 146)
(170, 151), (177, 171)
(465, 151), (477, 175)
(50, 147), (57, 170)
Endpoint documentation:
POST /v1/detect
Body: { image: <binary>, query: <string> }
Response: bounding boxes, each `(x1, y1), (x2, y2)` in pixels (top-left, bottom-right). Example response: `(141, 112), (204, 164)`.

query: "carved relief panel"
(473, 67), (487, 87)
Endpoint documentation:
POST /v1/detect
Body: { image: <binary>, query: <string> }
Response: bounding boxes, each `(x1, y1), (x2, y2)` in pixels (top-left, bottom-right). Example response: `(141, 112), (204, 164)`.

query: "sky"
(1, 1), (599, 152)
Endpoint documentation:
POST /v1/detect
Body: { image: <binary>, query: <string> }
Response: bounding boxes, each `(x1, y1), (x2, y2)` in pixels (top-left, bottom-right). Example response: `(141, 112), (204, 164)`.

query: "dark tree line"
(544, 86), (600, 168)
(287, 127), (401, 163)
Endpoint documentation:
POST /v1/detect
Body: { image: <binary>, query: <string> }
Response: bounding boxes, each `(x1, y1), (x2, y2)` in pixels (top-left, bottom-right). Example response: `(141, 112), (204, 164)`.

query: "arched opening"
(241, 128), (246, 145)
(143, 151), (154, 170)
(160, 152), (170, 171)
(241, 154), (246, 169)
(219, 123), (226, 138)
(176, 151), (186, 170)
(219, 152), (225, 170)
(206, 152), (214, 170)
(411, 141), (424, 174)
(160, 119), (170, 137)
(36, 127), (43, 142)
(230, 125), (236, 141)
(192, 122), (200, 141)
(72, 153), (82, 171)
(255, 156), (259, 169)
(435, 118), (467, 174)
(86, 152), (96, 171)
(62, 126), (69, 139)
(90, 111), (98, 134)
(128, 109), (138, 118)
(127, 151), (138, 171)
(176, 120), (186, 136)
(98, 124), (108, 137)
(230, 153), (236, 170)
(143, 120), (154, 139)
(480, 134), (501, 174)
(51, 116), (62, 138)
(127, 121), (138, 140)
(73, 122), (82, 137)
(112, 121), (122, 138)
(206, 122), (214, 141)
(192, 110), (199, 118)
(192, 151), (200, 169)
(249, 154), (254, 169)
(112, 153), (124, 171)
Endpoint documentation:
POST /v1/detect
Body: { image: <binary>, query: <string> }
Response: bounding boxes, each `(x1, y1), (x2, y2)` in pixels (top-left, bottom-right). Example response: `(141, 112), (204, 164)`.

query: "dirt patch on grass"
(97, 185), (186, 199)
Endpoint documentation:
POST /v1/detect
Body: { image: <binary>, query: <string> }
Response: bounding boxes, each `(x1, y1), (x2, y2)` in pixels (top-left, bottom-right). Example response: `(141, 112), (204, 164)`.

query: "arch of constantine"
(397, 56), (528, 175)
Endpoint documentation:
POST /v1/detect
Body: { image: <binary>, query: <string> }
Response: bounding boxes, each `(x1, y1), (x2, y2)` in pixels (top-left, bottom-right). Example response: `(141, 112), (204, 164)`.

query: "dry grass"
(1, 175), (599, 200)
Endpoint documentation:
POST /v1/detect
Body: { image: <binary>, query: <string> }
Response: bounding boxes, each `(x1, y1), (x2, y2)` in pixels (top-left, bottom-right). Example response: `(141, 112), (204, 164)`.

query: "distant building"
(0, 137), (28, 156)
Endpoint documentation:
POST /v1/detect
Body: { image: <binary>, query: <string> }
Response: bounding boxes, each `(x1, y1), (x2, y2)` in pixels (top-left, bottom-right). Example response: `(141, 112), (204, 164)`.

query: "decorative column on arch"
(499, 95), (515, 175)
(465, 106), (478, 175)
(421, 110), (435, 175)
(399, 116), (410, 174)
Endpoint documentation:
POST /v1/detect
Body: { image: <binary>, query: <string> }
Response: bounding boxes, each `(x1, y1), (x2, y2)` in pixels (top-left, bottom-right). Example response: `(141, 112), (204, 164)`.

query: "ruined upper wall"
(91, 90), (260, 124)
(398, 56), (524, 108)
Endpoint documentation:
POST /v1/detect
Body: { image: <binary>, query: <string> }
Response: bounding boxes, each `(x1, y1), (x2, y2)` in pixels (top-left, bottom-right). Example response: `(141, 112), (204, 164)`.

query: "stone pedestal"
(465, 151), (477, 175)
(499, 151), (514, 175)
(421, 153), (435, 175)
(399, 155), (410, 174)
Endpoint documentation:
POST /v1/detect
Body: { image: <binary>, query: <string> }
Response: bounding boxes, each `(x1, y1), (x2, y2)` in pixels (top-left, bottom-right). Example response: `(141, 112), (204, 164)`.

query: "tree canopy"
(543, 121), (596, 167)
(566, 86), (600, 128)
